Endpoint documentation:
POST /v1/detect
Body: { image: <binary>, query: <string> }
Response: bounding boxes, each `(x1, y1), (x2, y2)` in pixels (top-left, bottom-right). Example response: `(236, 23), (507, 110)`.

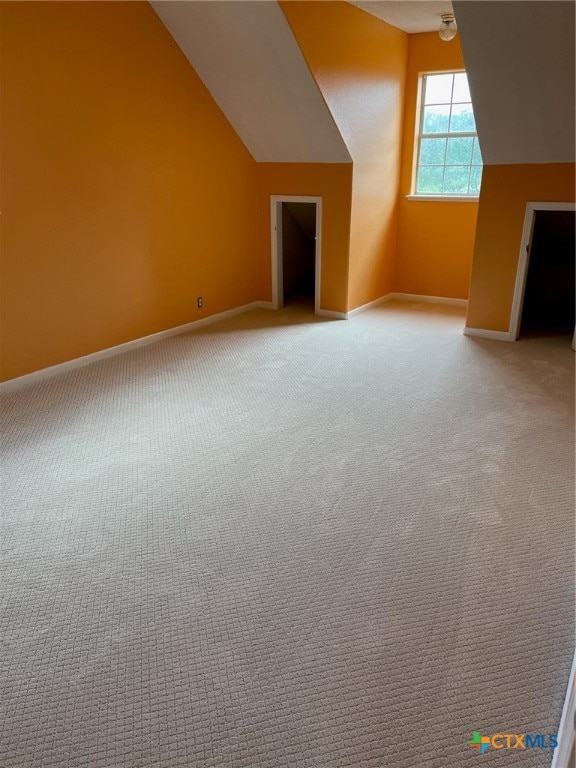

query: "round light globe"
(439, 24), (457, 42)
(438, 13), (457, 42)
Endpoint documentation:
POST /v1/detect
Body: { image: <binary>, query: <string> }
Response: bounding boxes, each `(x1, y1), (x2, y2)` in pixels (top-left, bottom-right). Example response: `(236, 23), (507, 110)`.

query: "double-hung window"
(414, 71), (482, 197)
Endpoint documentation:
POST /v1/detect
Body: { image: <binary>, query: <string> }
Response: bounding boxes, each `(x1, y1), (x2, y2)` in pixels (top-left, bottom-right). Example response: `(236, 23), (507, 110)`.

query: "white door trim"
(550, 650), (576, 768)
(270, 195), (322, 314)
(510, 201), (576, 341)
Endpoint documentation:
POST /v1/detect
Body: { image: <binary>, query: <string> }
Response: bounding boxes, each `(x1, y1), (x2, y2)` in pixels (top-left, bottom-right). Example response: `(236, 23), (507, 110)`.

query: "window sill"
(406, 195), (479, 202)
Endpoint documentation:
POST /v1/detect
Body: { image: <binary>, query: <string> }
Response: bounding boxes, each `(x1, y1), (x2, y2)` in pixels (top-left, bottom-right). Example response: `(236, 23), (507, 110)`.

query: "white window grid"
(414, 71), (482, 197)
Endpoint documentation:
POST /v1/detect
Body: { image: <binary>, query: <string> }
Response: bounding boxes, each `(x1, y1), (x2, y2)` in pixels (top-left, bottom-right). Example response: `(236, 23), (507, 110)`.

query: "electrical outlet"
(197, 297), (203, 309)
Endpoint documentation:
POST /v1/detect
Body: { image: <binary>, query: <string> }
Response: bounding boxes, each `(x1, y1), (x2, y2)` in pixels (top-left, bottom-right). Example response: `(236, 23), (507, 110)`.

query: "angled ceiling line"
(151, 1), (352, 164)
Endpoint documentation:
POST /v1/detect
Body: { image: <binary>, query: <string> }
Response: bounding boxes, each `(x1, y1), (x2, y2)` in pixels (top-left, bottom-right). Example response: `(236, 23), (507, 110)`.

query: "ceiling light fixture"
(439, 13), (457, 42)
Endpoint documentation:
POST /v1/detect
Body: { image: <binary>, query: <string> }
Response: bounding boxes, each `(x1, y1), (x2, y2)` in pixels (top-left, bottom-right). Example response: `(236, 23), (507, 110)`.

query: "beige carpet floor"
(1, 301), (574, 768)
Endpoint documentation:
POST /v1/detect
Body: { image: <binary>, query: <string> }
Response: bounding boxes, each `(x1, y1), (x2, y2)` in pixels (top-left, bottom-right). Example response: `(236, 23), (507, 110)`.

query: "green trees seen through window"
(415, 72), (482, 196)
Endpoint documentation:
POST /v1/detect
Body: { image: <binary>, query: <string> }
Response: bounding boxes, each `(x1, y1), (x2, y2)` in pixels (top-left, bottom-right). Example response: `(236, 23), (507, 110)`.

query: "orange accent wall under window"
(0, 2), (263, 382)
(280, 1), (408, 312)
(395, 32), (478, 299)
(466, 163), (576, 332)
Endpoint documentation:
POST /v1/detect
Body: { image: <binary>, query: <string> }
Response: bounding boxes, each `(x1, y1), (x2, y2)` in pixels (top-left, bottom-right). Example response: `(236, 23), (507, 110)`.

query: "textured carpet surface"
(1, 301), (574, 768)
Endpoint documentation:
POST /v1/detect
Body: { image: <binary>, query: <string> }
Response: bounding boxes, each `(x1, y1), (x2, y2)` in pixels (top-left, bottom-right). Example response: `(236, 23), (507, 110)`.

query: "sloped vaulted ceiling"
(151, 1), (352, 163)
(454, 0), (575, 165)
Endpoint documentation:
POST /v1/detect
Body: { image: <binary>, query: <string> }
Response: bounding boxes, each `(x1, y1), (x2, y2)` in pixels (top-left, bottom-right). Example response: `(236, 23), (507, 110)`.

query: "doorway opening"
(511, 202), (575, 341)
(270, 196), (322, 314)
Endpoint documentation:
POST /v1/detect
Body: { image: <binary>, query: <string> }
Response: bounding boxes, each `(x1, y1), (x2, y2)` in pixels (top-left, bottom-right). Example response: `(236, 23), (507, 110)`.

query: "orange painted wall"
(256, 164), (353, 313)
(0, 2), (263, 381)
(466, 163), (576, 332)
(281, 1), (408, 311)
(395, 32), (478, 299)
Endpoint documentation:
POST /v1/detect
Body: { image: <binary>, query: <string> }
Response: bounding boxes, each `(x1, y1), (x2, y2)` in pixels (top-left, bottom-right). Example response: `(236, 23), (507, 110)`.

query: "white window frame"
(407, 69), (481, 202)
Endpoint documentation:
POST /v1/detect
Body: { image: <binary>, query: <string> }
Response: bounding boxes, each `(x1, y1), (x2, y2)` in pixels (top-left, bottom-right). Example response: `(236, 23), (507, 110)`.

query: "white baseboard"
(347, 294), (393, 318)
(0, 300), (270, 394)
(463, 326), (514, 342)
(337, 292), (467, 320)
(316, 308), (348, 320)
(389, 292), (468, 307)
(551, 651), (576, 768)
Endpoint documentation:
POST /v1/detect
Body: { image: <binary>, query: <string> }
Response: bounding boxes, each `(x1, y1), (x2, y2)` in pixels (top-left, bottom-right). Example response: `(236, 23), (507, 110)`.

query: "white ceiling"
(151, 1), (351, 163)
(349, 1), (454, 34)
(454, 0), (575, 164)
(152, 0), (575, 168)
